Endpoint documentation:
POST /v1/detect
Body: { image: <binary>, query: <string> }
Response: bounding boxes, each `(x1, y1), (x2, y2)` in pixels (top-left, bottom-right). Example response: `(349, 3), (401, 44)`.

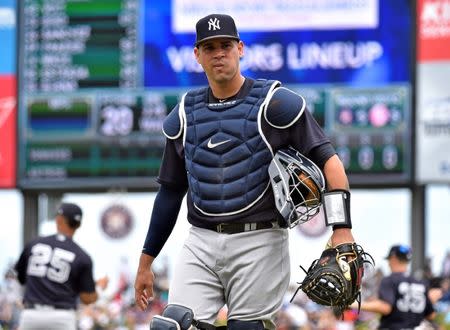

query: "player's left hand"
(330, 228), (355, 248)
(295, 242), (374, 315)
(329, 228), (356, 262)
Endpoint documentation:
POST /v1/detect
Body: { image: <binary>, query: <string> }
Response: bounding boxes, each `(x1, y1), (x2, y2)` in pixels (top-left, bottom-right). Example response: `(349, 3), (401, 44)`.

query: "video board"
(17, 0), (164, 189)
(18, 0), (413, 190)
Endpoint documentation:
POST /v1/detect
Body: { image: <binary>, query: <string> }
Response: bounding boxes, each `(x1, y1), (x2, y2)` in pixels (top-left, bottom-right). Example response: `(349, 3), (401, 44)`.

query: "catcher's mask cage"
(269, 147), (325, 228)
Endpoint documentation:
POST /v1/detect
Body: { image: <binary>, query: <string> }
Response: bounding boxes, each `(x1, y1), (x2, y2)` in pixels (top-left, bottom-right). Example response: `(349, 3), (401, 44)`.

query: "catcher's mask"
(269, 147), (325, 228)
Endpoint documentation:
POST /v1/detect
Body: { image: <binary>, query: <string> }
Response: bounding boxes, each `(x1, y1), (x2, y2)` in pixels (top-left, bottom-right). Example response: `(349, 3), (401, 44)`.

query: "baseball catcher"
(292, 242), (374, 315)
(136, 12), (365, 330)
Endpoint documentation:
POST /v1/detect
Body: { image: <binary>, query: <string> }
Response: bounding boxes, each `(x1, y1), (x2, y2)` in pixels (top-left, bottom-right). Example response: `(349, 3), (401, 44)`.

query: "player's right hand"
(134, 254), (155, 311)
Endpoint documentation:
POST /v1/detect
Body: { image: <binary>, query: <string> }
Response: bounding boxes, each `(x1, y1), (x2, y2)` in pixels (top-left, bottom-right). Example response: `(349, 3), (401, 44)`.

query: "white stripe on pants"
(168, 226), (290, 330)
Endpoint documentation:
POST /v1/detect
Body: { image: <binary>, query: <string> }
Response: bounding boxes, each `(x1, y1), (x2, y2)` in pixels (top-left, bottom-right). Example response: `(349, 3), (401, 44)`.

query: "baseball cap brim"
(195, 35), (240, 47)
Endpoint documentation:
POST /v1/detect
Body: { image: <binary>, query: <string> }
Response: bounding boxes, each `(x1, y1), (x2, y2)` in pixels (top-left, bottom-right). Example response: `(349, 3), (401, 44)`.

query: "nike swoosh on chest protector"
(207, 138), (231, 148)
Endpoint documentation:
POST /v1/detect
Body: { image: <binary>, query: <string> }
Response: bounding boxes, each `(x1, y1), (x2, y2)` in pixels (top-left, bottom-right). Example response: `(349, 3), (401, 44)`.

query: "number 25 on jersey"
(27, 243), (75, 284)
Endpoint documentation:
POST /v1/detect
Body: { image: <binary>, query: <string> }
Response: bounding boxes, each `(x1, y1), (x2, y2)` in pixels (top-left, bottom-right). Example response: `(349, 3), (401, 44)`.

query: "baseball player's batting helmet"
(269, 147), (325, 228)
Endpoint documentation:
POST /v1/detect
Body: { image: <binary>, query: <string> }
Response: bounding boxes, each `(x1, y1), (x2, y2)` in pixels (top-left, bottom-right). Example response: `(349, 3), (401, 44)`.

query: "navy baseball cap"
(195, 14), (240, 47)
(57, 203), (82, 223)
(385, 244), (412, 261)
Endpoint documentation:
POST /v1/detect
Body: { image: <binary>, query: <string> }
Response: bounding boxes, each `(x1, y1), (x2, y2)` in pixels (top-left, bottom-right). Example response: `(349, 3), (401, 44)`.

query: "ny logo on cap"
(208, 17), (220, 31)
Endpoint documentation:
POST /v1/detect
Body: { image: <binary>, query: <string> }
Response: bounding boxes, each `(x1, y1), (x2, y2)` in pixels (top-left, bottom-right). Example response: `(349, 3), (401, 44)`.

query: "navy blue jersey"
(15, 234), (96, 309)
(378, 272), (434, 330)
(157, 78), (334, 228)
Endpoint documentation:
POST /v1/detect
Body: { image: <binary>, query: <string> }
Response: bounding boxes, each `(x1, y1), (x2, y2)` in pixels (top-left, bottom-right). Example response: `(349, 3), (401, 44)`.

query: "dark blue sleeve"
(14, 246), (30, 285)
(309, 143), (336, 170)
(378, 277), (395, 306)
(288, 109), (331, 158)
(77, 256), (96, 293)
(142, 184), (187, 257)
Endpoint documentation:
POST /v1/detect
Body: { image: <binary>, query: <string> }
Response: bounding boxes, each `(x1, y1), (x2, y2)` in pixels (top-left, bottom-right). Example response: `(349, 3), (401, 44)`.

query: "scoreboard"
(295, 85), (410, 185)
(17, 0), (413, 190)
(18, 85), (411, 189)
(21, 92), (179, 189)
(17, 0), (169, 189)
(21, 0), (138, 91)
(328, 86), (410, 184)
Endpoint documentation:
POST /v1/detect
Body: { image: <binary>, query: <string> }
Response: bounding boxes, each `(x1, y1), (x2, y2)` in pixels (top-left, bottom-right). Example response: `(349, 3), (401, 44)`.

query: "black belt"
(24, 302), (72, 310)
(204, 221), (278, 234)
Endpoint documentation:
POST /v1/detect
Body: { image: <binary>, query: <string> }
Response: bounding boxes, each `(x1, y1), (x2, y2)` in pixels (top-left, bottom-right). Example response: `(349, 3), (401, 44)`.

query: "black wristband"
(322, 189), (352, 230)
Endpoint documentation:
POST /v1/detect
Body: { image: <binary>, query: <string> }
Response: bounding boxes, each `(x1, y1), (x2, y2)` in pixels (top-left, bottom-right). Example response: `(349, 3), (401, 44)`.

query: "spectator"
(0, 266), (22, 330)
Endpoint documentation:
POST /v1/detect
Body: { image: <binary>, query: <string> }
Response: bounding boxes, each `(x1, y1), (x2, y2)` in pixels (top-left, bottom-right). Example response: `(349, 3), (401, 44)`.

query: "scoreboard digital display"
(17, 0), (167, 189)
(293, 85), (411, 185)
(21, 93), (177, 189)
(21, 0), (138, 91)
(328, 86), (410, 184)
(17, 0), (413, 190)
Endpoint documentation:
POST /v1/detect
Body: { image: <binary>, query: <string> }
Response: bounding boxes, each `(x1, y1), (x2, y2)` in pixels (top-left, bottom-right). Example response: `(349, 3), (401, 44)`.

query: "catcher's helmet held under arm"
(269, 147), (325, 228)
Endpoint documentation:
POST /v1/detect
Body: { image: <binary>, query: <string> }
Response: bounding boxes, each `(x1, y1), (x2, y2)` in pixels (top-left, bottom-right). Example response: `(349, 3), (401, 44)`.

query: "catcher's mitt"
(291, 242), (374, 315)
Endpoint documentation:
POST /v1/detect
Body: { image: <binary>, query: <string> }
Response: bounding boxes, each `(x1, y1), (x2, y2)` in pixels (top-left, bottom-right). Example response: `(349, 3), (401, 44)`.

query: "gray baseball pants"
(168, 226), (290, 330)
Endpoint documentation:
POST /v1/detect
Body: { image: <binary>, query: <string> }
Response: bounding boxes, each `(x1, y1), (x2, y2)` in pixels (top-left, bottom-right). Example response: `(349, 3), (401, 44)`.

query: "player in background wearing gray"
(135, 14), (356, 330)
(353, 245), (435, 329)
(15, 203), (108, 330)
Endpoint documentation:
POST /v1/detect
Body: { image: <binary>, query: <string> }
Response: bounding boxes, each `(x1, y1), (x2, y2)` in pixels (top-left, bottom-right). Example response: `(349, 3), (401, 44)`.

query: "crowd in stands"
(1, 253), (450, 330)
